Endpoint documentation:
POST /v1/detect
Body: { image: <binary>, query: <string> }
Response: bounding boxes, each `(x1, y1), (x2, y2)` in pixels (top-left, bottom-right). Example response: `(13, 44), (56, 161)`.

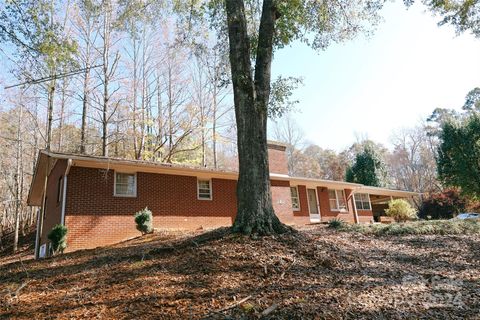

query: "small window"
(355, 193), (371, 210)
(197, 179), (212, 200)
(114, 172), (137, 197)
(328, 189), (347, 211)
(290, 186), (300, 211)
(57, 176), (63, 203)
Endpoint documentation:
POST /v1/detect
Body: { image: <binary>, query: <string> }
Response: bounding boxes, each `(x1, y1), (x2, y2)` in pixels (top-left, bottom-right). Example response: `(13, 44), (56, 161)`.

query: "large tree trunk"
(225, 0), (286, 235)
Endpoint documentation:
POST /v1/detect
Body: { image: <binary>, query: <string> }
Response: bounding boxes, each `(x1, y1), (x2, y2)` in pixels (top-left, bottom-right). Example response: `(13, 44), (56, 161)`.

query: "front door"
(307, 188), (321, 222)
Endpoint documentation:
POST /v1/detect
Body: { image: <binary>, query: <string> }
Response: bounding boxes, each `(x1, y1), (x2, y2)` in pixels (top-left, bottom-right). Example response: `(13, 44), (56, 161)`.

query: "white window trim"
(197, 178), (212, 200)
(354, 193), (372, 211)
(329, 189), (348, 212)
(290, 186), (301, 211)
(114, 171), (137, 197)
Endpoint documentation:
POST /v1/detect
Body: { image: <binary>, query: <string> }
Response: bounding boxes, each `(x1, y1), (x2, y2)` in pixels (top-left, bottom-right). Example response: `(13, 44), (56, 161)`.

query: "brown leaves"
(1, 226), (479, 319)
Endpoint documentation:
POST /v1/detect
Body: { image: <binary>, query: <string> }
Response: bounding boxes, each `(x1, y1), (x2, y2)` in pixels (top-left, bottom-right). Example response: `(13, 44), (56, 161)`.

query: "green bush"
(134, 207), (153, 235)
(385, 199), (417, 222)
(328, 218), (345, 229)
(47, 224), (68, 255)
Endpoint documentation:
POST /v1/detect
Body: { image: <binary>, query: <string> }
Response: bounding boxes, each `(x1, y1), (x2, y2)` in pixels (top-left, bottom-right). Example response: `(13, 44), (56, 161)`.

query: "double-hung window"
(197, 179), (212, 200)
(354, 193), (371, 210)
(114, 172), (137, 197)
(290, 186), (300, 211)
(328, 189), (347, 211)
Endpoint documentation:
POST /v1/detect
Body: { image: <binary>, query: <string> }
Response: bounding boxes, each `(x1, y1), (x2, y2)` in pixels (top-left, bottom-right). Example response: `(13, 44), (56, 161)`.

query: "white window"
(114, 172), (137, 197)
(328, 189), (347, 211)
(290, 186), (300, 211)
(355, 193), (371, 210)
(197, 179), (212, 200)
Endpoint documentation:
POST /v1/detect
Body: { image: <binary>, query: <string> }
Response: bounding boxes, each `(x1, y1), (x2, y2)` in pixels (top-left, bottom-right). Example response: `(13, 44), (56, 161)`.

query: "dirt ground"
(0, 225), (479, 319)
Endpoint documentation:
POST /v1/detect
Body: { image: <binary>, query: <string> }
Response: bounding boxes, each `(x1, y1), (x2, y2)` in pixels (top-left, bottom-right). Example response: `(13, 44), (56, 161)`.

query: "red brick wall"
(357, 209), (374, 223)
(39, 159), (67, 251)
(64, 167), (239, 250)
(293, 185), (309, 218)
(66, 167), (238, 218)
(63, 168), (313, 250)
(271, 180), (310, 225)
(267, 144), (288, 175)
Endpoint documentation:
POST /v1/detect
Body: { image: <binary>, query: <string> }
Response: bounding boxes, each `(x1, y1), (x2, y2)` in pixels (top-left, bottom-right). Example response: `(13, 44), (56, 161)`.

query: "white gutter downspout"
(60, 159), (72, 226)
(34, 206), (41, 259)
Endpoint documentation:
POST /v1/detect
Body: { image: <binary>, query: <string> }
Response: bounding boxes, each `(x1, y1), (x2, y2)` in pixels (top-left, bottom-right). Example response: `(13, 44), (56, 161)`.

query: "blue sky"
(270, 1), (480, 151)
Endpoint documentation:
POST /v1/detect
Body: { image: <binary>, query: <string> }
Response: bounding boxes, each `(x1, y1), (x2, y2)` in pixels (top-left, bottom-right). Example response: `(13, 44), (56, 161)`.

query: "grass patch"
(337, 219), (480, 236)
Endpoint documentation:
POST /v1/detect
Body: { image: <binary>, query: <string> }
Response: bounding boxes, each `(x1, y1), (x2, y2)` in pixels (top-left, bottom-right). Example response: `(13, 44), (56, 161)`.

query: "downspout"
(34, 206), (41, 259)
(60, 159), (72, 225)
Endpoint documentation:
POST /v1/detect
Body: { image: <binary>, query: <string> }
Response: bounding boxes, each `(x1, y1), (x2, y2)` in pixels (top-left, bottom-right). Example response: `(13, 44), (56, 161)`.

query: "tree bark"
(101, 0), (111, 157)
(58, 79), (67, 151)
(80, 61), (91, 154)
(225, 0), (286, 235)
(13, 103), (23, 252)
(46, 84), (55, 151)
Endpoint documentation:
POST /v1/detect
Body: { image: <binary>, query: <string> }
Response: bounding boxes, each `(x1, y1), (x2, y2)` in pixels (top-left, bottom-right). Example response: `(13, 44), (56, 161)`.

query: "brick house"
(28, 141), (418, 258)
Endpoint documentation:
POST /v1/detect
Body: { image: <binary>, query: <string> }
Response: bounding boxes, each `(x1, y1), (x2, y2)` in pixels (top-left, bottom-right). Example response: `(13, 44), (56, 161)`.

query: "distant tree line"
(274, 86), (480, 219)
(272, 115), (440, 193)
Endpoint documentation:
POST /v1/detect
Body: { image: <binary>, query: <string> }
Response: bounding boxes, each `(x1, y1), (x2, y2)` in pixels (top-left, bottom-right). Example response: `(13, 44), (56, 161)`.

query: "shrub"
(134, 207), (153, 235)
(328, 218), (345, 229)
(419, 188), (467, 220)
(385, 199), (417, 222)
(47, 224), (68, 255)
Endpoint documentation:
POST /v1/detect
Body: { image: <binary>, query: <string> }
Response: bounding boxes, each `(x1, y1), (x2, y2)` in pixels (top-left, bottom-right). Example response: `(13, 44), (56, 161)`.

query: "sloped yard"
(1, 225), (479, 319)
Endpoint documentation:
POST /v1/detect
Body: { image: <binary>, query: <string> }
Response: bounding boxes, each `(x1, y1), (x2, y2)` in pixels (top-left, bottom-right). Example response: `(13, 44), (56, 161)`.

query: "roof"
(27, 150), (420, 206)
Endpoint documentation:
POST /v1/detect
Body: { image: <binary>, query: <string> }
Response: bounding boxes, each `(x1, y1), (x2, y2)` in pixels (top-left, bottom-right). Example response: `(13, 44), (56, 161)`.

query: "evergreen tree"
(437, 114), (480, 198)
(346, 146), (386, 187)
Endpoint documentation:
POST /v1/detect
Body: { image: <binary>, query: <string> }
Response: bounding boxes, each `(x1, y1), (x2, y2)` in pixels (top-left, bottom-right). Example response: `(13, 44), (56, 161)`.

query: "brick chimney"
(267, 141), (289, 175)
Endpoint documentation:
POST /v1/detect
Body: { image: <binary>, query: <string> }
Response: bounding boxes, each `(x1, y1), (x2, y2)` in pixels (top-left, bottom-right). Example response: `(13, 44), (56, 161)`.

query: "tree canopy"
(346, 145), (386, 187)
(437, 113), (480, 198)
(415, 0), (480, 37)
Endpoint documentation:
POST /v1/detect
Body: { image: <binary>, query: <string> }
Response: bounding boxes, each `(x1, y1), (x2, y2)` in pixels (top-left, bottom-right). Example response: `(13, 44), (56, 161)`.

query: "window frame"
(354, 193), (372, 211)
(197, 178), (212, 200)
(290, 186), (300, 211)
(328, 189), (348, 212)
(57, 176), (63, 204)
(113, 171), (137, 197)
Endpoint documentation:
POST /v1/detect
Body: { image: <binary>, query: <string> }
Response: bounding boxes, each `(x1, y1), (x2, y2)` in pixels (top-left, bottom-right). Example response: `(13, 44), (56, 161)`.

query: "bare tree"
(388, 125), (440, 193)
(271, 114), (305, 174)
